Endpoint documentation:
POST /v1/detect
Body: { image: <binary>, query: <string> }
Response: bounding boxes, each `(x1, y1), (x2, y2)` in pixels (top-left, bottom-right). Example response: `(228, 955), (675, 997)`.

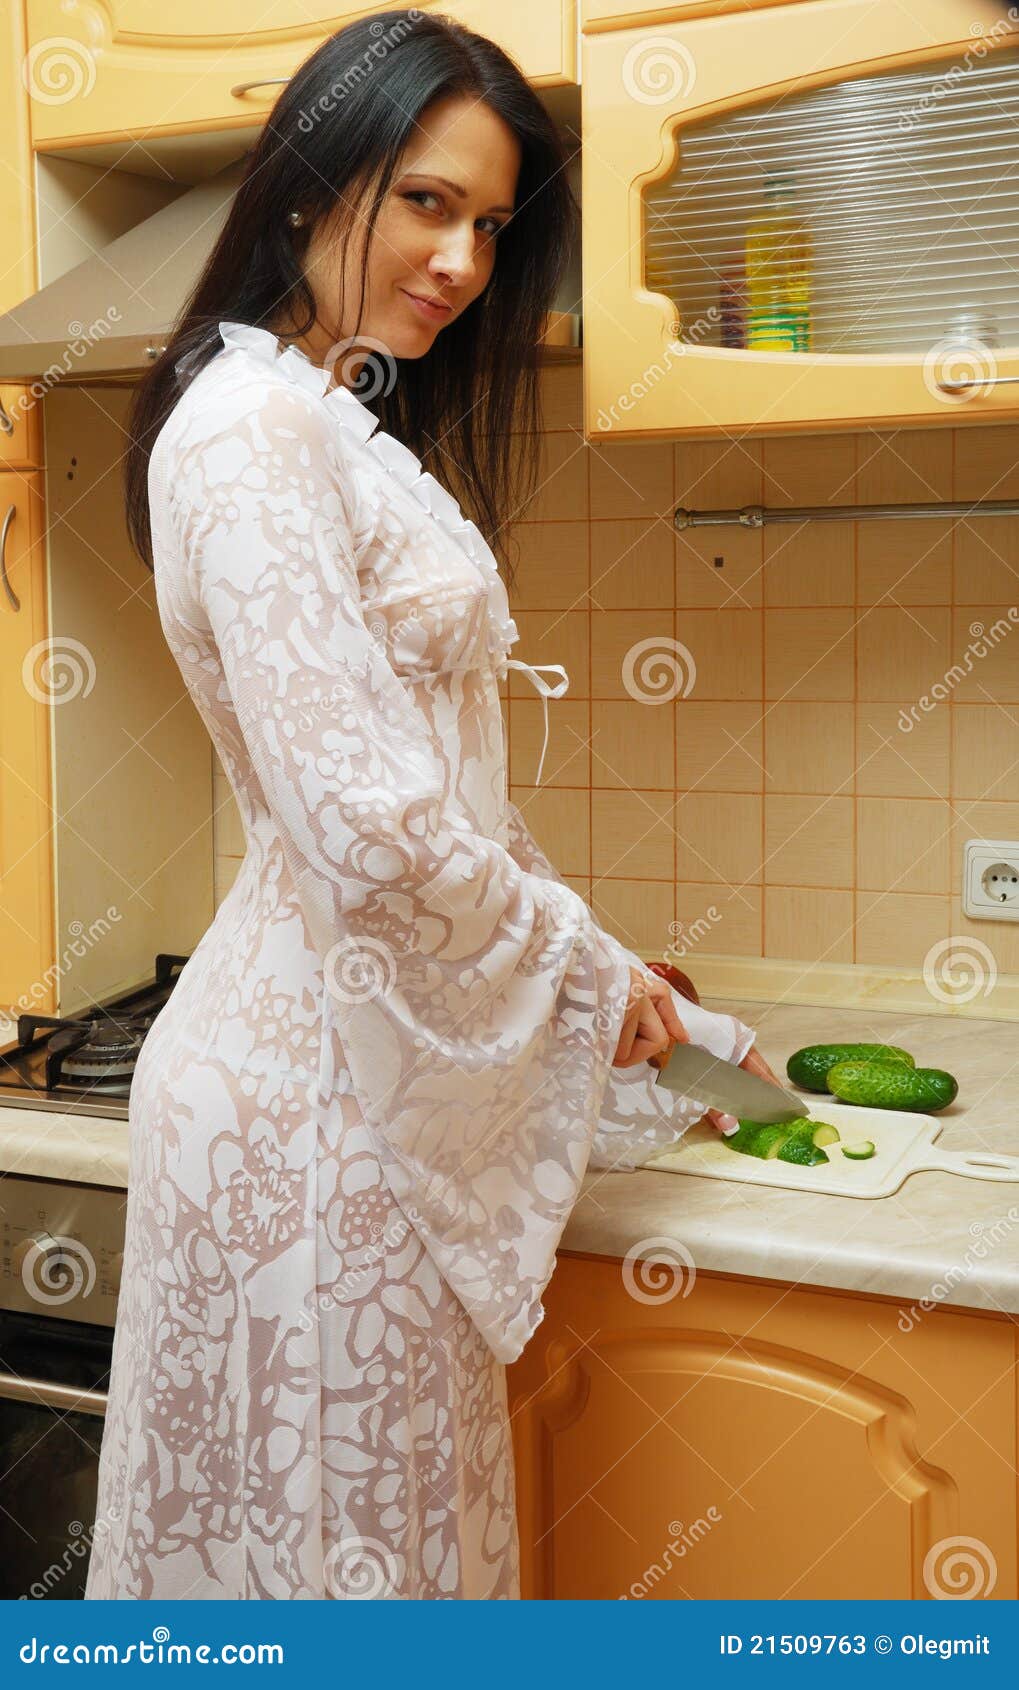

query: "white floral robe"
(84, 320), (755, 1601)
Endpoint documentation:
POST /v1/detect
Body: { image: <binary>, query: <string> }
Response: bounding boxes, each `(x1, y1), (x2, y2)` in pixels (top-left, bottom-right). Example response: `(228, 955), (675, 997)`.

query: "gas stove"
(0, 953), (189, 1121)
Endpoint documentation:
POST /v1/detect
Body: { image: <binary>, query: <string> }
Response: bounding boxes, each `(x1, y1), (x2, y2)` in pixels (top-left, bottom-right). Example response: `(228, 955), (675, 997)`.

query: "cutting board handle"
(915, 1146), (1019, 1183)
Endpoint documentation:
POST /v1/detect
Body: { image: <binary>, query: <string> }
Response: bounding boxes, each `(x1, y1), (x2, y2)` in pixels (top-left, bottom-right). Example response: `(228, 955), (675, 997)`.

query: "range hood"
(0, 151), (582, 387)
(0, 159), (245, 384)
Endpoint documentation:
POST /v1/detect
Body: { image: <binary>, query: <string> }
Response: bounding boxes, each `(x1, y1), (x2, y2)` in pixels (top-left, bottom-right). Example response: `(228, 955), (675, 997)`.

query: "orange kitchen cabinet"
(1, 0), (43, 461)
(583, 0), (814, 27)
(24, 0), (578, 152)
(1, 0), (36, 314)
(0, 471), (55, 1015)
(507, 1252), (1018, 1600)
(582, 0), (1019, 440)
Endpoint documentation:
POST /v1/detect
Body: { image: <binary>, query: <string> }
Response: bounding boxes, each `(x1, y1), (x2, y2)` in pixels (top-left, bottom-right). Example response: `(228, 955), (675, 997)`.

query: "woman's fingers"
(740, 1043), (782, 1087)
(705, 1107), (741, 1137)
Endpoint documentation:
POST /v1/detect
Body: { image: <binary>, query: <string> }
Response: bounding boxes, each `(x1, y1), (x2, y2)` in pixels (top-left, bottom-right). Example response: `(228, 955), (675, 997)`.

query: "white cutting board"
(642, 1101), (1019, 1198)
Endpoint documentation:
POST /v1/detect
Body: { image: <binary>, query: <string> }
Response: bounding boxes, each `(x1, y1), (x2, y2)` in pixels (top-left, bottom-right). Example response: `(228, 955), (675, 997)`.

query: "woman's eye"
(402, 191), (505, 238)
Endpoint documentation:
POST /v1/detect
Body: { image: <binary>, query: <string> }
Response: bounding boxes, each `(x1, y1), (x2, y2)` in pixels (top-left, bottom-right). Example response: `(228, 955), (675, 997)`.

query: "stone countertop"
(561, 996), (1019, 1319)
(2, 996), (1018, 1317)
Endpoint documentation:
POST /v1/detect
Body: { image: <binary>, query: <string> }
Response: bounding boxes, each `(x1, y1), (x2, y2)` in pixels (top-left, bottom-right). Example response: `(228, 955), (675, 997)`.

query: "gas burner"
(0, 954), (190, 1116)
(45, 1016), (152, 1094)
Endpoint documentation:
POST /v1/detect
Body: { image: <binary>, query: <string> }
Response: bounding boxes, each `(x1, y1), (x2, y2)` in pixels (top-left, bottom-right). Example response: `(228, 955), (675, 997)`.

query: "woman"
(85, 10), (776, 1601)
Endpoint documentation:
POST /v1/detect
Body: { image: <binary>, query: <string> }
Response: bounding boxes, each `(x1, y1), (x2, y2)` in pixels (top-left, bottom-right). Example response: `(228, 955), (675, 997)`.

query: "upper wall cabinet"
(583, 0), (812, 27)
(25, 1), (577, 152)
(582, 0), (1019, 439)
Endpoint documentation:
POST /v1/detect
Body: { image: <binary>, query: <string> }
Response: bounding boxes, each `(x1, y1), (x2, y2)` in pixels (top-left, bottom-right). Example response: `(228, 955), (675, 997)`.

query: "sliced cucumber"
(807, 1122), (841, 1149)
(777, 1138), (829, 1166)
(841, 1140), (876, 1161)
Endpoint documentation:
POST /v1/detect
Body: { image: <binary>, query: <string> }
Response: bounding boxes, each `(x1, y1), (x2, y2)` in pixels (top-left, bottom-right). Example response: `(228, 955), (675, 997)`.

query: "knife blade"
(652, 1041), (804, 1124)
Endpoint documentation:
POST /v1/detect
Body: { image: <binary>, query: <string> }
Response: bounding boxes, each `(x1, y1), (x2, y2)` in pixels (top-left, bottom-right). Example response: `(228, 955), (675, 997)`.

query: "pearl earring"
(288, 208), (304, 227)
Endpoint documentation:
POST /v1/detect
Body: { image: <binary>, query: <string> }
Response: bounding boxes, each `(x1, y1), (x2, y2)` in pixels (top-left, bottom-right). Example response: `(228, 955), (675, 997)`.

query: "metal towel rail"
(674, 498), (1019, 530)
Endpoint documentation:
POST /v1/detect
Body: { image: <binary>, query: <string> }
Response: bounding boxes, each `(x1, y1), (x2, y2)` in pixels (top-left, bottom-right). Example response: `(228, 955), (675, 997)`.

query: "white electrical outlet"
(963, 838), (1019, 921)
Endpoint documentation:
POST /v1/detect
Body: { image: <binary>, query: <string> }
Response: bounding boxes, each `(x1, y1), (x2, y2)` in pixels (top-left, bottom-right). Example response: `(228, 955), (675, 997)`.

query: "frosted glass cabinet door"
(582, 0), (1019, 439)
(24, 0), (577, 150)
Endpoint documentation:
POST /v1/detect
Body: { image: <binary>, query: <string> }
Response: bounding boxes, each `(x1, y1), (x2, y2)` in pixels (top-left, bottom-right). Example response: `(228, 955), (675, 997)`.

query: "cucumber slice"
(809, 1123), (841, 1148)
(841, 1140), (876, 1161)
(777, 1138), (829, 1166)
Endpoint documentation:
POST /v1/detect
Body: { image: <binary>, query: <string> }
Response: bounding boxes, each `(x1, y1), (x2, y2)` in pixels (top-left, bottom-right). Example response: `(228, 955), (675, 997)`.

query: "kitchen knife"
(651, 1041), (804, 1124)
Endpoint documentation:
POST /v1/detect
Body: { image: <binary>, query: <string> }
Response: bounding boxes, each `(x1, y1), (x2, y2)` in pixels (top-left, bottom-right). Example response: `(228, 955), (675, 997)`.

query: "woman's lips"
(401, 289), (452, 321)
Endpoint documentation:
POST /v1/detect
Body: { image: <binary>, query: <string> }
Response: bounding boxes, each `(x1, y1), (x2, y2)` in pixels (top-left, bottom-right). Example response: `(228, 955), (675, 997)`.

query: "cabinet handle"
(0, 1368), (107, 1417)
(937, 373), (1019, 392)
(0, 398), (13, 436)
(1, 503), (19, 612)
(230, 77), (290, 98)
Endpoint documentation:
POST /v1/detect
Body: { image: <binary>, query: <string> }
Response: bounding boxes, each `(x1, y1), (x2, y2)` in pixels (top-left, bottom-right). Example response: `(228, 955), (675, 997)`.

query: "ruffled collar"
(207, 320), (519, 671)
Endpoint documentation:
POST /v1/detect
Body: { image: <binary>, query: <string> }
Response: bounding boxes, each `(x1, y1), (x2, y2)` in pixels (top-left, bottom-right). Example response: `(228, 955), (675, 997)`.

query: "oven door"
(0, 1309), (111, 1600)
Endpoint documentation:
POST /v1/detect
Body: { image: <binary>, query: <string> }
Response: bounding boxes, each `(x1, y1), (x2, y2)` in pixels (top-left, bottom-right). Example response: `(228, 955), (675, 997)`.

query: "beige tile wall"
(212, 360), (1019, 984)
(503, 363), (1019, 982)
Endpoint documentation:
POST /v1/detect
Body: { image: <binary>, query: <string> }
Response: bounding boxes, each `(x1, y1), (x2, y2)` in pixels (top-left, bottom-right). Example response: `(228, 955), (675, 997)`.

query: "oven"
(0, 1177), (124, 1600)
(0, 953), (189, 1599)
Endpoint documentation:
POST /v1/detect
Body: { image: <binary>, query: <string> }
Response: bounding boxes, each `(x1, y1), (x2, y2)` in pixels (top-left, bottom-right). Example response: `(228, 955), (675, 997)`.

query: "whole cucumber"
(826, 1060), (958, 1112)
(786, 1043), (915, 1094)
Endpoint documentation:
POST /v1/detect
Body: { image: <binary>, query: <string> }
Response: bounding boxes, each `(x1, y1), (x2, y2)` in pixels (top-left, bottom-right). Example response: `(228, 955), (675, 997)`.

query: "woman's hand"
(702, 1042), (783, 1136)
(611, 965), (690, 1068)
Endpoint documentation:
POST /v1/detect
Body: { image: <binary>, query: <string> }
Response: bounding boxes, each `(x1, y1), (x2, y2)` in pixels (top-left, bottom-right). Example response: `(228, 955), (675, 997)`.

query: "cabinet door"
(0, 473), (54, 1014)
(1, 0), (42, 460)
(25, 0), (576, 151)
(506, 1254), (1017, 1600)
(583, 0), (1019, 438)
(583, 0), (812, 28)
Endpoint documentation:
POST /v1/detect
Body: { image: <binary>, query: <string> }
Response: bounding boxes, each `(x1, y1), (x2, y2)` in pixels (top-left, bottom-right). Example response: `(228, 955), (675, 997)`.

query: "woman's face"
(289, 92), (521, 384)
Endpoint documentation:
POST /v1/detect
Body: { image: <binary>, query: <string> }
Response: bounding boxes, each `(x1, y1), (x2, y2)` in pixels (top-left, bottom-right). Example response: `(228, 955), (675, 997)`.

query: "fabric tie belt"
(504, 659), (570, 787)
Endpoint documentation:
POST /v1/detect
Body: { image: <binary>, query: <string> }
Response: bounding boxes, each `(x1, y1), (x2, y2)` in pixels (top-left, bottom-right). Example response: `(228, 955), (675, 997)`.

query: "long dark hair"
(125, 9), (578, 589)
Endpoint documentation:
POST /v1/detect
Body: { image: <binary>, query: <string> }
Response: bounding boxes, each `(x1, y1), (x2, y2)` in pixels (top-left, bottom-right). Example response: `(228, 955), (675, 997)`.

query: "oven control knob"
(11, 1232), (96, 1303)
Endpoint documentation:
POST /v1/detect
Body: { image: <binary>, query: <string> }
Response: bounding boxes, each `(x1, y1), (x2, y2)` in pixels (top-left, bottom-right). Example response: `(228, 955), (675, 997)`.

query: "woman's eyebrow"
(400, 172), (514, 215)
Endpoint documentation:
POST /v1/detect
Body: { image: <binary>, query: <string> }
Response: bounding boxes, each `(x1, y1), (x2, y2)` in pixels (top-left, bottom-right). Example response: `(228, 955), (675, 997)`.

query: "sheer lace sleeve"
(501, 798), (757, 1073)
(159, 378), (644, 1364)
